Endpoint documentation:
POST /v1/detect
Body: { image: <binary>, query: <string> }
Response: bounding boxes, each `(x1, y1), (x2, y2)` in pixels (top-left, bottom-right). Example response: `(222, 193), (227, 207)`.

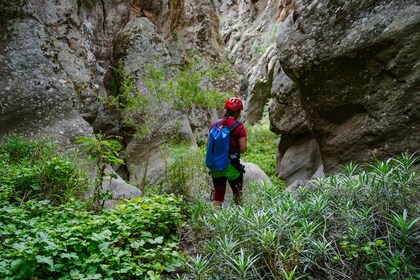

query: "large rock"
(0, 4), (92, 142)
(275, 0), (420, 172)
(0, 0), (228, 188)
(102, 166), (142, 207)
(0, 0), (134, 141)
(269, 59), (323, 185)
(112, 17), (172, 75)
(216, 0), (276, 123)
(242, 160), (272, 186)
(215, 0), (296, 124)
(276, 134), (323, 185)
(269, 62), (307, 135)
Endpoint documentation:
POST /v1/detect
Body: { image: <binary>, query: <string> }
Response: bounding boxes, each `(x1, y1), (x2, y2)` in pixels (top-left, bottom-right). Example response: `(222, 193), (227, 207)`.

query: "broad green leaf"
(35, 255), (54, 269)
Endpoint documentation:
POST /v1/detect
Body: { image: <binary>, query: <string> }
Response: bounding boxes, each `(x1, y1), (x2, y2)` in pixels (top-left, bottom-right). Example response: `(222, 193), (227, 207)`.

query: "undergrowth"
(241, 116), (281, 185)
(0, 136), (185, 280)
(2, 136), (418, 280)
(0, 136), (88, 205)
(0, 196), (184, 279)
(181, 153), (420, 279)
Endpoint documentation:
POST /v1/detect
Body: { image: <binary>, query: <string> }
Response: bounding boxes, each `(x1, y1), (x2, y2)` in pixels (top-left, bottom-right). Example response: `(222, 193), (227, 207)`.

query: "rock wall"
(0, 0), (233, 187)
(216, 0), (420, 185)
(0, 0), (95, 142)
(272, 0), (420, 179)
(216, 0), (292, 124)
(2, 0), (418, 187)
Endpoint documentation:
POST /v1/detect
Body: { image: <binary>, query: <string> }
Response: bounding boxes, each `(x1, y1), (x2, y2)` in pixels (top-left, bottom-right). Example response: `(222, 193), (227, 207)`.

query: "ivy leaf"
(11, 258), (23, 270)
(36, 255), (54, 269)
(12, 242), (26, 251)
(60, 252), (79, 260)
(153, 236), (164, 244)
(102, 229), (112, 237)
(70, 269), (85, 279)
(130, 239), (146, 249)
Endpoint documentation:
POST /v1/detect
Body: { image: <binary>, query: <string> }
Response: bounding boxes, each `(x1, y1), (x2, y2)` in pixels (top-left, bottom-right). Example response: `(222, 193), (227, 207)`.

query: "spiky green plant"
(186, 254), (212, 280)
(183, 153), (419, 279)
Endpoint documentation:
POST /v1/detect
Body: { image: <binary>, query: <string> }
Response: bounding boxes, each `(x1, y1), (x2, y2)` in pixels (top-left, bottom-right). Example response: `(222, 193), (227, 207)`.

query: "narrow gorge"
(1, 0), (419, 187)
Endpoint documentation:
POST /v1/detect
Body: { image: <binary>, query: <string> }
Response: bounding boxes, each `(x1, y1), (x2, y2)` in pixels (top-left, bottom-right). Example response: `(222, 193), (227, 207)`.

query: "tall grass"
(183, 154), (419, 279)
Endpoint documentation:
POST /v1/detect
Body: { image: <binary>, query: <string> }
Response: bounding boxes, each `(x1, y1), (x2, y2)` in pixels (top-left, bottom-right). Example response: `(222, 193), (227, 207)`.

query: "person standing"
(209, 97), (247, 207)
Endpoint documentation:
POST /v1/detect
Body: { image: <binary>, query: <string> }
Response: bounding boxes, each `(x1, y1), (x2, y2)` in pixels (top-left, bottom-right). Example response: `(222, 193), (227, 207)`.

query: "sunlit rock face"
(272, 0), (420, 176)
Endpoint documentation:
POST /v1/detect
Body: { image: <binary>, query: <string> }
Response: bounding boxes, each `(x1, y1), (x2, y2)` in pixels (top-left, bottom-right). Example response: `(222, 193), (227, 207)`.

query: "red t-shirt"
(209, 117), (246, 156)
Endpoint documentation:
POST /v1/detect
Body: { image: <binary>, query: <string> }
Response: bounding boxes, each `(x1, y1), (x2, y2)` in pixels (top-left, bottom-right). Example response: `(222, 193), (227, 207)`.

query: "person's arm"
(239, 137), (247, 154)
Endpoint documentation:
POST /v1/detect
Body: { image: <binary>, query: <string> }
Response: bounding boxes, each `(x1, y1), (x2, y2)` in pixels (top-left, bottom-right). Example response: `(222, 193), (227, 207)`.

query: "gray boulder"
(102, 166), (142, 207)
(0, 14), (92, 142)
(269, 60), (323, 186)
(275, 0), (420, 172)
(276, 135), (323, 186)
(242, 160), (272, 186)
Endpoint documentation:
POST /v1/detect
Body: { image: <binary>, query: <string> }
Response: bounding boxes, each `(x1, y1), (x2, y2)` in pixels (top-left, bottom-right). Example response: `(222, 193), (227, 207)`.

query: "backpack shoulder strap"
(216, 119), (223, 128)
(229, 121), (241, 132)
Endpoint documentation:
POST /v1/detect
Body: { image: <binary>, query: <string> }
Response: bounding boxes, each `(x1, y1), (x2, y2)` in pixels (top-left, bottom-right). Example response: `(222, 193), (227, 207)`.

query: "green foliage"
(110, 52), (230, 135)
(185, 254), (212, 280)
(0, 195), (185, 279)
(75, 134), (123, 167)
(172, 53), (230, 111)
(76, 134), (124, 213)
(0, 136), (87, 205)
(109, 53), (231, 190)
(161, 144), (210, 200)
(241, 115), (282, 185)
(184, 154), (420, 279)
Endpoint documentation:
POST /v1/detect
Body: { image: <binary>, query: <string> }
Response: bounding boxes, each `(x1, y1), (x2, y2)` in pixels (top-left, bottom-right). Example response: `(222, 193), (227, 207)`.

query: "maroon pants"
(212, 160), (243, 202)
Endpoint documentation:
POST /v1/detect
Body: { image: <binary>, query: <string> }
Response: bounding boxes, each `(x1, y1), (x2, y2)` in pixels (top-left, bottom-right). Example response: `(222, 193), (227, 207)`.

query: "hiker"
(208, 97), (247, 207)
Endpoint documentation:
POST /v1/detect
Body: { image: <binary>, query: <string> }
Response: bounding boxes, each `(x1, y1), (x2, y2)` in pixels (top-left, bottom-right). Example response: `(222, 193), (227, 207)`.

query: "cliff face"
(1, 0), (419, 185)
(0, 0), (231, 185)
(271, 0), (420, 183)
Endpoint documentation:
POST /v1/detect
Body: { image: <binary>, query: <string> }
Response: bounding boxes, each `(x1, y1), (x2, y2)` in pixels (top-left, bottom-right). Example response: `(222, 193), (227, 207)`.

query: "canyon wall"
(1, 0), (418, 186)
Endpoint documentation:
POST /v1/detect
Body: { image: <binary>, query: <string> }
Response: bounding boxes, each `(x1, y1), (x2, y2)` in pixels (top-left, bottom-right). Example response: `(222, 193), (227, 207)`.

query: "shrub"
(108, 53), (231, 191)
(154, 144), (210, 201)
(0, 136), (87, 205)
(0, 195), (185, 279)
(75, 134), (124, 213)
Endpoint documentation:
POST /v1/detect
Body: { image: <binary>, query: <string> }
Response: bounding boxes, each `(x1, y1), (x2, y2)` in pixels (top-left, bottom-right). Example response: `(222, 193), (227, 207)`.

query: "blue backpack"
(206, 119), (240, 171)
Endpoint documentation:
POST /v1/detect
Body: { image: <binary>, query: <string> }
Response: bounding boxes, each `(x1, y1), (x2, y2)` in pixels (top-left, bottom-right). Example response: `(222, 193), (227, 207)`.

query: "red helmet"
(224, 97), (243, 111)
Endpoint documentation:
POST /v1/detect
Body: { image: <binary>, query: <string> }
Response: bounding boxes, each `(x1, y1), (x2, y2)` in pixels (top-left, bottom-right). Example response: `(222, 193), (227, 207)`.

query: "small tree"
(109, 53), (231, 193)
(76, 134), (124, 213)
